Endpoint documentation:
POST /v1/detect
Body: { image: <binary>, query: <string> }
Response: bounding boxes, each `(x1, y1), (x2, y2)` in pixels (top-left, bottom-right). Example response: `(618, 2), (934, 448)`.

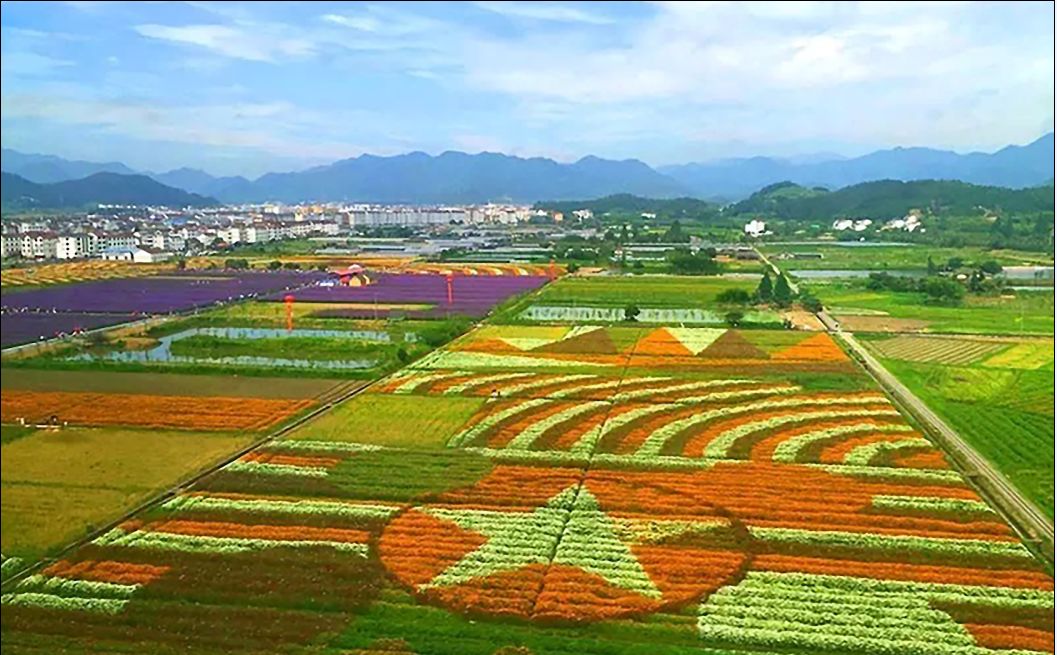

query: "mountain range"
(1, 172), (216, 211)
(1, 133), (1052, 205)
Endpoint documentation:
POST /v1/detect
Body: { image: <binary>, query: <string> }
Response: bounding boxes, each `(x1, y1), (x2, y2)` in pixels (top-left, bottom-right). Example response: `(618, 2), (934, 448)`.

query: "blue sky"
(1, 1), (1053, 177)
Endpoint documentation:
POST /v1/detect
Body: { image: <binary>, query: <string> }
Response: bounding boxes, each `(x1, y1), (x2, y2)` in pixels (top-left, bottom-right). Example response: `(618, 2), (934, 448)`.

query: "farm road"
(837, 328), (1055, 562)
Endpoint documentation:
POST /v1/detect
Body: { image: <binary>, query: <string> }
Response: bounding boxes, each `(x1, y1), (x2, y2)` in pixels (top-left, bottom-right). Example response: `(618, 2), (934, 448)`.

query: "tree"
(756, 271), (773, 302)
(923, 277), (965, 305)
(724, 310), (744, 327)
(663, 220), (687, 243)
(624, 305), (640, 322)
(267, 260), (282, 270)
(800, 294), (823, 313)
(945, 257), (963, 271)
(283, 262), (301, 270)
(716, 288), (751, 305)
(773, 274), (793, 306)
(979, 260), (1003, 275)
(926, 255), (937, 276)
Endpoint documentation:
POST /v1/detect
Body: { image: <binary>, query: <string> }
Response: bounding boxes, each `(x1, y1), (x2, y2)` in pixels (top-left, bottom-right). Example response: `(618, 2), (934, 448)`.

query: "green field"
(528, 275), (759, 306)
(1, 427), (254, 560)
(761, 244), (1053, 271)
(168, 334), (418, 362)
(173, 302), (434, 332)
(287, 392), (485, 448)
(816, 282), (1054, 334)
(866, 336), (1055, 518)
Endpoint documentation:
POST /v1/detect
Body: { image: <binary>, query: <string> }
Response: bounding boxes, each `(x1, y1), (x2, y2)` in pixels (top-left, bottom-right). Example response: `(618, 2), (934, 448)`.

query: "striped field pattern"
(1, 323), (1052, 655)
(870, 336), (1006, 366)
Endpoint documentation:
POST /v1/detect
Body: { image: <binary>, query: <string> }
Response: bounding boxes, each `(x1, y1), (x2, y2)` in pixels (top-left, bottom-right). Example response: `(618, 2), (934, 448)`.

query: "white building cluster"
(1, 201), (537, 263)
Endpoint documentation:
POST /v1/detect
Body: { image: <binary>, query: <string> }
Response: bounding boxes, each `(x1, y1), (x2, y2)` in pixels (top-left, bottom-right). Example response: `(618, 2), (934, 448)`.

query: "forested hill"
(728, 180), (1056, 220)
(534, 194), (718, 218)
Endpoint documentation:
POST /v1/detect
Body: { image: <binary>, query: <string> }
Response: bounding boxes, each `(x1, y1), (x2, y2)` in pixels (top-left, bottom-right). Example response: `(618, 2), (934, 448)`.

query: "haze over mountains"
(1, 133), (1052, 206)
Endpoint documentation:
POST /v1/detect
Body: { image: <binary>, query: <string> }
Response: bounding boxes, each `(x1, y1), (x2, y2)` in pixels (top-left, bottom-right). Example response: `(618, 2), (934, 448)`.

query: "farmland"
(0, 269), (326, 348)
(2, 428), (254, 562)
(815, 282), (1055, 334)
(0, 262), (1053, 654)
(501, 275), (789, 326)
(864, 334), (1055, 519)
(760, 243), (1053, 272)
(2, 313), (1053, 654)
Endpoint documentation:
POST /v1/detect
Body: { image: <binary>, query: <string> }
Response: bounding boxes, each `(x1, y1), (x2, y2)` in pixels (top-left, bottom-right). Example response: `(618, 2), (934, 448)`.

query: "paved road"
(837, 327), (1055, 561)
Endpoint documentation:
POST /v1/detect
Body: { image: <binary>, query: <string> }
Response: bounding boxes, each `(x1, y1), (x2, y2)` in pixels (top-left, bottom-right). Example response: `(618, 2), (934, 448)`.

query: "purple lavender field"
(0, 312), (129, 348)
(283, 273), (548, 318)
(1, 271), (323, 314)
(0, 271), (325, 348)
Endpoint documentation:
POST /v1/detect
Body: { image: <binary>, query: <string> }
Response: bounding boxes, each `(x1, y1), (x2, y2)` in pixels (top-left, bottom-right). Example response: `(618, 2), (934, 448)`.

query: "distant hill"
(661, 134), (1055, 199)
(1, 148), (137, 184)
(151, 167), (254, 199)
(728, 179), (1056, 220)
(2, 133), (1053, 203)
(1, 172), (217, 211)
(229, 151), (690, 204)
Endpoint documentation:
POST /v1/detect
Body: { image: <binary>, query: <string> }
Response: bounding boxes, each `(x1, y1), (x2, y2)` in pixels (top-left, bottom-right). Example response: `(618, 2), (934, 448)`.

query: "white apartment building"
(2, 234), (22, 259)
(20, 232), (58, 259)
(216, 226), (242, 244)
(56, 234), (88, 260)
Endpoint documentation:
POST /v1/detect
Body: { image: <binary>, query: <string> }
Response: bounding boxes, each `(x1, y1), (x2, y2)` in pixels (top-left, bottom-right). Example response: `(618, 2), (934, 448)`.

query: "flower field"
(1, 261), (173, 289)
(283, 272), (548, 319)
(1, 270), (327, 349)
(1, 390), (313, 431)
(413, 325), (856, 375)
(1, 318), (1051, 654)
(399, 262), (558, 277)
(2, 270), (323, 315)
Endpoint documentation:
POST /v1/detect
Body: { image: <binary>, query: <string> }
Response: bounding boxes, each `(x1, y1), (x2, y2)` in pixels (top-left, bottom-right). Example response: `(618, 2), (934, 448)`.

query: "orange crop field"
(1, 390), (313, 431)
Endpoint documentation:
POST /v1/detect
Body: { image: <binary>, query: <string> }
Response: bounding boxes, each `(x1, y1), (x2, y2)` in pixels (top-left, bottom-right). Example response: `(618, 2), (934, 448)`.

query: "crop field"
(0, 369), (352, 400)
(283, 272), (549, 319)
(761, 244), (1053, 272)
(412, 325), (856, 379)
(1, 390), (313, 431)
(505, 275), (784, 325)
(817, 283), (1055, 334)
(399, 262), (559, 277)
(865, 335), (1055, 519)
(2, 428), (254, 563)
(0, 270), (328, 349)
(1, 261), (174, 289)
(2, 322), (1052, 655)
(518, 275), (758, 306)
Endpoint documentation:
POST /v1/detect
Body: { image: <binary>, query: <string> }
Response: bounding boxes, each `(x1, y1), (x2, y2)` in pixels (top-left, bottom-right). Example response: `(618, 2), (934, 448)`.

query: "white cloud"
(0, 52), (74, 76)
(135, 23), (315, 62)
(472, 2), (615, 25)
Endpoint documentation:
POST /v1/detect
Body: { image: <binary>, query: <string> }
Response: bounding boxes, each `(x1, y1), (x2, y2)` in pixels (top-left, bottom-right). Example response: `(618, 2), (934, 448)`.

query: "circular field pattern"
(378, 465), (751, 623)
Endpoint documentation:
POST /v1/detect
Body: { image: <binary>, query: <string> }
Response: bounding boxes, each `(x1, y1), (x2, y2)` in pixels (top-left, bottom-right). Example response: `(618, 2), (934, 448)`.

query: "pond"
(66, 326), (414, 370)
